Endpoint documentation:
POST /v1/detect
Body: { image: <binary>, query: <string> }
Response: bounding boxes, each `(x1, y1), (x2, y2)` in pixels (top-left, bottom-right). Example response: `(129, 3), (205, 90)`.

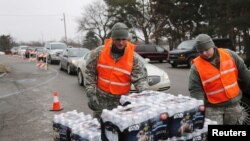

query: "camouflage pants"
(91, 89), (127, 120)
(205, 102), (243, 125)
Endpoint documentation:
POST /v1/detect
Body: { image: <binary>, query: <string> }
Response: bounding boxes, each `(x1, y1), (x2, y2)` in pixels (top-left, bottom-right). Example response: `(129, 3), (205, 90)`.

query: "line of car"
(12, 43), (171, 93)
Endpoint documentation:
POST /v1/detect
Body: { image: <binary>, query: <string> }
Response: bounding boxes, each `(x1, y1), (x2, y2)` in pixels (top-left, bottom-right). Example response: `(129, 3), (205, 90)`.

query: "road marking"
(0, 67), (59, 99)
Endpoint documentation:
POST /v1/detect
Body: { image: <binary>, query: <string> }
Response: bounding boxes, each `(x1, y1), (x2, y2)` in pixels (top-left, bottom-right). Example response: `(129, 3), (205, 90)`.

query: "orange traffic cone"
(50, 91), (63, 111)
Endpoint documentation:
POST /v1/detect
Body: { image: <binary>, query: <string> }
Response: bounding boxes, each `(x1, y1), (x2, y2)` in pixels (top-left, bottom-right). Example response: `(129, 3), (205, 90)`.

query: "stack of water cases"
(52, 110), (101, 141)
(101, 91), (207, 141)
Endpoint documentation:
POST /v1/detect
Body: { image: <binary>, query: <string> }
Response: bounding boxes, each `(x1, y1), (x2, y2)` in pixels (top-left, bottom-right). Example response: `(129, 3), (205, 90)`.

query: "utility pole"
(62, 13), (67, 43)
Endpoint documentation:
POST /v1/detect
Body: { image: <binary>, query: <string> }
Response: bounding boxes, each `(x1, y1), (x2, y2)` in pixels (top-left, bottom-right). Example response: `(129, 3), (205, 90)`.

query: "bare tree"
(77, 0), (115, 44)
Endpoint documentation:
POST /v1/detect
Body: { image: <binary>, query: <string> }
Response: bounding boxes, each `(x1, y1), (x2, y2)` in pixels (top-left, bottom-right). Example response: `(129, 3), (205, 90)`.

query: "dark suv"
(168, 38), (235, 68)
(135, 44), (168, 62)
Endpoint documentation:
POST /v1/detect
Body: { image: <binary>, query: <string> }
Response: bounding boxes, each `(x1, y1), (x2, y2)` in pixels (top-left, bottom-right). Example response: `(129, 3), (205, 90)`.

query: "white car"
(10, 46), (19, 54)
(17, 45), (28, 56)
(0, 51), (5, 55)
(77, 52), (171, 92)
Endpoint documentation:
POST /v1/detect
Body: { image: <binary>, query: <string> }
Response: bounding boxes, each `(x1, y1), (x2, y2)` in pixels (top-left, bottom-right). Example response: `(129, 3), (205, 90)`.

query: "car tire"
(48, 56), (52, 64)
(67, 65), (72, 75)
(188, 58), (194, 68)
(241, 95), (250, 125)
(171, 62), (177, 68)
(78, 70), (83, 86)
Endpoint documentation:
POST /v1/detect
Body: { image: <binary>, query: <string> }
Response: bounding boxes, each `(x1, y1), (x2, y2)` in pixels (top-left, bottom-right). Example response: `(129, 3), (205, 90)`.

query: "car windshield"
(68, 49), (89, 57)
(51, 44), (67, 50)
(35, 48), (44, 52)
(176, 40), (195, 50)
(20, 46), (28, 50)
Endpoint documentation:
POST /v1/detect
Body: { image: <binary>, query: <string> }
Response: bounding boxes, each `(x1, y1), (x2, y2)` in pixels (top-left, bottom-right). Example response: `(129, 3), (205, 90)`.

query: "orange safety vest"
(97, 39), (135, 95)
(193, 48), (240, 104)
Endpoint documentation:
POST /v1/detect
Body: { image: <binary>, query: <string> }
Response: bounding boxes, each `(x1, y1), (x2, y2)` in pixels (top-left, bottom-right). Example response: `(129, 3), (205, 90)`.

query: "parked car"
(77, 52), (171, 92)
(59, 48), (90, 74)
(168, 40), (197, 68)
(135, 44), (169, 62)
(77, 51), (91, 85)
(17, 45), (29, 56)
(44, 42), (67, 64)
(24, 47), (35, 58)
(10, 47), (19, 55)
(168, 38), (235, 68)
(34, 47), (47, 62)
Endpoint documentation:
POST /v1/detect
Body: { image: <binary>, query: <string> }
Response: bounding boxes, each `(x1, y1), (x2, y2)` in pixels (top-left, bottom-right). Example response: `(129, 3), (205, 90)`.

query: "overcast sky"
(0, 0), (93, 42)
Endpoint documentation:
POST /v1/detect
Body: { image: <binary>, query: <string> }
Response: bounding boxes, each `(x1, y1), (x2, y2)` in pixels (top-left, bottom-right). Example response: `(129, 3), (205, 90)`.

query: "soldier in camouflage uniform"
(85, 22), (149, 119)
(188, 34), (250, 125)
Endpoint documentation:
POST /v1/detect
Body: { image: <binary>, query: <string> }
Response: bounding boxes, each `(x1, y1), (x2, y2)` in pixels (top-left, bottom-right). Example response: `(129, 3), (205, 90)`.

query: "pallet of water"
(52, 110), (101, 141)
(120, 91), (205, 136)
(100, 91), (205, 140)
(100, 103), (171, 141)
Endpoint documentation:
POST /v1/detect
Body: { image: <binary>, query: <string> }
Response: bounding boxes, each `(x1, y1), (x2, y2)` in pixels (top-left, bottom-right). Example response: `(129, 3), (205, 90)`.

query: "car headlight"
(72, 60), (78, 66)
(179, 54), (186, 58)
(147, 76), (161, 86)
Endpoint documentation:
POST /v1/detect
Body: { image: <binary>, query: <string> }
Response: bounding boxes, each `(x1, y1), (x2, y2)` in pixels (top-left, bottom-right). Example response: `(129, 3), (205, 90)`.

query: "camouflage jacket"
(188, 48), (250, 107)
(85, 45), (149, 111)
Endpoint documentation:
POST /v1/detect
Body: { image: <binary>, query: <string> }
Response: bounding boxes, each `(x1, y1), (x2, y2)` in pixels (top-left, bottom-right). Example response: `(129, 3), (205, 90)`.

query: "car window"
(145, 46), (156, 52)
(213, 39), (235, 51)
(156, 46), (165, 53)
(84, 52), (91, 60)
(176, 40), (195, 50)
(62, 50), (68, 56)
(68, 49), (87, 57)
(35, 48), (44, 52)
(135, 46), (145, 52)
(20, 46), (28, 50)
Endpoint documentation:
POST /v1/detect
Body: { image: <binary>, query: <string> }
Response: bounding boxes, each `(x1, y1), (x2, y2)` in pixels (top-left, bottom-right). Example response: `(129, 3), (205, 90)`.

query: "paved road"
(153, 62), (191, 96)
(0, 55), (91, 141)
(0, 55), (191, 141)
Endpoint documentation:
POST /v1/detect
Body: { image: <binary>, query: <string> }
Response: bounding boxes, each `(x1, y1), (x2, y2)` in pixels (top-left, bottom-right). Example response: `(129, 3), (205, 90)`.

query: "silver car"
(59, 48), (90, 74)
(77, 52), (171, 92)
(44, 42), (67, 64)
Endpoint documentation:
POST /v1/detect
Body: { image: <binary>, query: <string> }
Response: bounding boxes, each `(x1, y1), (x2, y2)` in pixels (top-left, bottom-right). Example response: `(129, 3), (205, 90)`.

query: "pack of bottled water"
(101, 102), (171, 141)
(101, 91), (206, 140)
(120, 91), (205, 136)
(52, 110), (101, 141)
(71, 118), (101, 141)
